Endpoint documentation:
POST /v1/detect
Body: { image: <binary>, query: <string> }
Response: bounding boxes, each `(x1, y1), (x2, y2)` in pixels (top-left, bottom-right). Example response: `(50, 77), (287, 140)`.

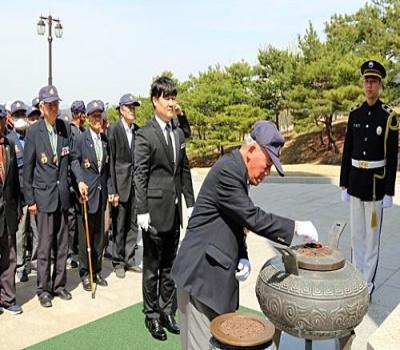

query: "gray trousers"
(112, 188), (139, 268)
(350, 196), (383, 294)
(0, 229), (17, 306)
(16, 205), (38, 268)
(36, 209), (69, 295)
(177, 288), (218, 350)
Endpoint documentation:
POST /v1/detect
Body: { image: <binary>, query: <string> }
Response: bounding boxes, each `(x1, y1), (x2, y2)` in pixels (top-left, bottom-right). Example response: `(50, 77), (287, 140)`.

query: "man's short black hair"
(150, 76), (177, 107)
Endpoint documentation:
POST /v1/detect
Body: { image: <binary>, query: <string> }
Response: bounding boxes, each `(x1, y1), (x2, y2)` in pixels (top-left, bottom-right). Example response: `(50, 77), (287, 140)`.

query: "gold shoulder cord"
(371, 110), (399, 229)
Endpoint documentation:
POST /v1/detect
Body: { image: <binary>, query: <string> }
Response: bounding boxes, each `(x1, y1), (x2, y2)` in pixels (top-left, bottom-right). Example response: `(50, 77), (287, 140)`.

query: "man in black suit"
(108, 94), (141, 278)
(171, 121), (319, 349)
(71, 100), (110, 291)
(135, 76), (195, 341)
(23, 85), (72, 308)
(0, 105), (22, 315)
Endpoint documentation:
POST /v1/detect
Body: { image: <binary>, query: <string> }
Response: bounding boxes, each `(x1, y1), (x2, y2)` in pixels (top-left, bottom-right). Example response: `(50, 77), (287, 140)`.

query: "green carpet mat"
(27, 303), (261, 350)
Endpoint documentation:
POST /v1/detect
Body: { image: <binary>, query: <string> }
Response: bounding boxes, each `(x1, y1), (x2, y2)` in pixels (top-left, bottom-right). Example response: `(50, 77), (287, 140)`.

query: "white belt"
(351, 159), (386, 169)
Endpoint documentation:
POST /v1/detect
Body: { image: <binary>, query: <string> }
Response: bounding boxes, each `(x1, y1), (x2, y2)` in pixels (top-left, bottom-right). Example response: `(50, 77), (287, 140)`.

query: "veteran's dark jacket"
(23, 118), (72, 212)
(0, 137), (21, 238)
(340, 100), (398, 201)
(171, 150), (295, 315)
(70, 129), (111, 214)
(108, 121), (139, 203)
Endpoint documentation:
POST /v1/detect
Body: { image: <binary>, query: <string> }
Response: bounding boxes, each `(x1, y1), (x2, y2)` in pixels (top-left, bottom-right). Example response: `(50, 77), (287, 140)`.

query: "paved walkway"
(1, 170), (399, 349)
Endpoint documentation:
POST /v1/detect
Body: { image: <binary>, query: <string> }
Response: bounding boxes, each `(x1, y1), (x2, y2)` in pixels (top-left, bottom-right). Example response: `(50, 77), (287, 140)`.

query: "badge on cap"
(129, 95), (133, 100)
(16, 102), (21, 108)
(376, 126), (382, 135)
(94, 101), (98, 107)
(40, 152), (48, 164)
(49, 88), (54, 96)
(368, 61), (374, 68)
(84, 158), (90, 168)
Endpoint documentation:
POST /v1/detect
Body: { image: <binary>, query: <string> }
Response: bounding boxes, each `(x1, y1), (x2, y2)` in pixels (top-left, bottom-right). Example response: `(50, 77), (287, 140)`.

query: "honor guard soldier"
(340, 60), (398, 299)
(71, 99), (110, 291)
(108, 93), (142, 278)
(0, 105), (23, 315)
(23, 85), (73, 308)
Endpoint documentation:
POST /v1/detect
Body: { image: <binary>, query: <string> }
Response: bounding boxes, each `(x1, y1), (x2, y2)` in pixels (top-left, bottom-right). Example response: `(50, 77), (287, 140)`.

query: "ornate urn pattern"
(256, 255), (369, 340)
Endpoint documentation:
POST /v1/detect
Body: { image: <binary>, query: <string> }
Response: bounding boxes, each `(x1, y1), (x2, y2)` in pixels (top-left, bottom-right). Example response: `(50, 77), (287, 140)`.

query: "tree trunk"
(324, 114), (338, 153)
(275, 110), (280, 130)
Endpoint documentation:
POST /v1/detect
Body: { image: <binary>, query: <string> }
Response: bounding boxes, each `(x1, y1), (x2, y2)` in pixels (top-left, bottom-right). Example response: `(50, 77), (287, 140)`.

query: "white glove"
(235, 258), (251, 282)
(187, 207), (194, 219)
(341, 189), (350, 203)
(294, 221), (318, 244)
(137, 213), (150, 231)
(382, 195), (393, 209)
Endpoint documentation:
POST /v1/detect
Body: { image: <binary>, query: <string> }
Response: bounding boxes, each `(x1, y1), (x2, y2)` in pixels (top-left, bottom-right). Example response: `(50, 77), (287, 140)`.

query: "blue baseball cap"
(26, 106), (41, 118)
(250, 120), (285, 177)
(87, 100), (105, 115)
(11, 100), (27, 115)
(71, 100), (86, 114)
(32, 97), (40, 108)
(118, 93), (140, 108)
(0, 105), (6, 119)
(38, 85), (62, 103)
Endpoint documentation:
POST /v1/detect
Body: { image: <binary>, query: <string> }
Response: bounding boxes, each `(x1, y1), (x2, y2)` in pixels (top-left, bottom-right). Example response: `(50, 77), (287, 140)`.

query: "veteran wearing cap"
(23, 85), (73, 308)
(66, 100), (87, 270)
(108, 93), (142, 278)
(0, 104), (23, 315)
(171, 120), (319, 349)
(71, 100), (111, 290)
(7, 101), (39, 283)
(340, 60), (398, 299)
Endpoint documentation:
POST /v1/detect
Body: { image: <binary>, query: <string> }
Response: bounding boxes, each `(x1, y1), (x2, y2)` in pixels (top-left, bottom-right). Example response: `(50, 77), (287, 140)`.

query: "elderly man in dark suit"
(135, 76), (195, 341)
(0, 105), (22, 315)
(171, 121), (319, 349)
(71, 100), (111, 291)
(108, 93), (142, 278)
(23, 85), (72, 308)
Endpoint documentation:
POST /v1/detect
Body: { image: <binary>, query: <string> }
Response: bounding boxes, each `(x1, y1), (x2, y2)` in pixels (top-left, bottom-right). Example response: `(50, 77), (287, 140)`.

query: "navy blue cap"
(11, 100), (27, 115)
(0, 105), (6, 119)
(101, 111), (108, 121)
(38, 85), (61, 103)
(118, 93), (140, 108)
(71, 100), (86, 114)
(250, 120), (285, 177)
(26, 107), (41, 118)
(87, 100), (105, 115)
(361, 60), (386, 80)
(32, 97), (40, 108)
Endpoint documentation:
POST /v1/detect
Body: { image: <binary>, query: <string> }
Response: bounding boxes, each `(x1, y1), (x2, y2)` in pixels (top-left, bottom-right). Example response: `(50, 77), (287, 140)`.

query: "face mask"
(13, 118), (29, 131)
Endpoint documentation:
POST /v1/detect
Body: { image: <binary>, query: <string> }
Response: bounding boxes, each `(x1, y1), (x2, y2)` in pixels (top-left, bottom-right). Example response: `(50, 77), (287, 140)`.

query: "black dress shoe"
(39, 293), (52, 308)
(82, 277), (92, 291)
(145, 318), (167, 341)
(160, 314), (180, 334)
(95, 274), (108, 287)
(54, 288), (72, 301)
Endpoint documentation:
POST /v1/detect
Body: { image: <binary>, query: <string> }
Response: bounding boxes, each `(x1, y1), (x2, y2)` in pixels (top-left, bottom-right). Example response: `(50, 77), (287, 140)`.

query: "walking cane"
(82, 198), (96, 299)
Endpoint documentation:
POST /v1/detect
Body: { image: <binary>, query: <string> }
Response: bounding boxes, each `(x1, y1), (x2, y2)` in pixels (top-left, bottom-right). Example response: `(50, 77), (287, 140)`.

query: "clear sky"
(1, 0), (368, 108)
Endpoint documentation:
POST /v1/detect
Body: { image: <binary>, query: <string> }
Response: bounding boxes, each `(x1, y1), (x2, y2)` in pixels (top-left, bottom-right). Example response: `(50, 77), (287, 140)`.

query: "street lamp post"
(37, 15), (63, 86)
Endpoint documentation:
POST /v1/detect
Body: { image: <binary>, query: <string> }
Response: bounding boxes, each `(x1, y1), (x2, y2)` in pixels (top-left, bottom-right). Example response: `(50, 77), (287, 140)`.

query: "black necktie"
(166, 123), (174, 166)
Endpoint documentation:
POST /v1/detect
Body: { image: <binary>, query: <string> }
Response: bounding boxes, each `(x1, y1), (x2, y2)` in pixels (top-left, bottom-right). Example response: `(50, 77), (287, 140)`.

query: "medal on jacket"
(84, 158), (90, 169)
(40, 152), (48, 164)
(15, 145), (19, 153)
(376, 126), (382, 135)
(52, 154), (58, 166)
